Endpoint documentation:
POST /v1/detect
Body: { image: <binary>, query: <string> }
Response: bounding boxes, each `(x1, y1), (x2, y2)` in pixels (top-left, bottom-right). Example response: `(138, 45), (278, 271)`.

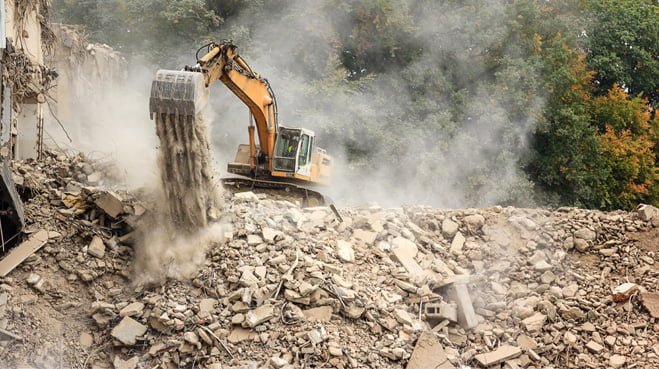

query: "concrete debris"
(87, 235), (106, 258)
(0, 328), (25, 342)
(113, 356), (139, 369)
(641, 293), (659, 318)
(95, 191), (124, 218)
(111, 317), (147, 346)
(2, 150), (659, 368)
(336, 240), (355, 263)
(406, 331), (454, 369)
(303, 306), (333, 322)
(445, 278), (479, 329)
(636, 204), (658, 222)
(391, 236), (426, 283)
(473, 345), (522, 367)
(244, 304), (274, 328)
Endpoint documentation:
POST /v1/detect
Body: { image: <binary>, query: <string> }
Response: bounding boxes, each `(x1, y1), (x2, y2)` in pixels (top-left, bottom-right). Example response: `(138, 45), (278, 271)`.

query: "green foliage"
(586, 0), (659, 104)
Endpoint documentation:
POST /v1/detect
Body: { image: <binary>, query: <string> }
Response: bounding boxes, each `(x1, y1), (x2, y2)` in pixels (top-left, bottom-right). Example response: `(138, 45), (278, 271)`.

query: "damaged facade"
(0, 0), (56, 245)
(0, 1), (127, 246)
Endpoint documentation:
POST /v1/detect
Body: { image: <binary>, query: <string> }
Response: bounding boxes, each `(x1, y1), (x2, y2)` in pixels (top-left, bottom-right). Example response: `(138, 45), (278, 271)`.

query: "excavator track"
(221, 177), (327, 207)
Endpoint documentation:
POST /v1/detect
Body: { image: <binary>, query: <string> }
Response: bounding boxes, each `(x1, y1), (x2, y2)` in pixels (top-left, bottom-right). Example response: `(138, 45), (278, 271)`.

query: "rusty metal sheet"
(0, 230), (48, 277)
(641, 293), (659, 318)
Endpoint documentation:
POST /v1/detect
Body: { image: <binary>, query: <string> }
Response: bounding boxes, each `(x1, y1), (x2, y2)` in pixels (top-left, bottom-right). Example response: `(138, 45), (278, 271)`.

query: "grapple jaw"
(149, 70), (208, 117)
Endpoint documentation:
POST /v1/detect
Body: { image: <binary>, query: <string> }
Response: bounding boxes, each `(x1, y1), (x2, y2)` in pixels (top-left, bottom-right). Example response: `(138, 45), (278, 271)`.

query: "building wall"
(3, 0), (46, 159)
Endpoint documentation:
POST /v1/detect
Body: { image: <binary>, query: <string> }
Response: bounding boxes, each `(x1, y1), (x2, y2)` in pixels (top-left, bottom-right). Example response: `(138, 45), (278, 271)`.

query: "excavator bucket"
(149, 70), (208, 117)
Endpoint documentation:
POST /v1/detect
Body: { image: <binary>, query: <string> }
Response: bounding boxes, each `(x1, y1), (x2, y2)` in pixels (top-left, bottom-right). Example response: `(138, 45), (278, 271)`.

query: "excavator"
(149, 41), (333, 206)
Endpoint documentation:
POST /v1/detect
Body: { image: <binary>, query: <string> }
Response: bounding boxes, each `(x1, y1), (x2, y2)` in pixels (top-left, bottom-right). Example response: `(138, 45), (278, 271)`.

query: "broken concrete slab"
(473, 345), (522, 367)
(522, 312), (546, 332)
(353, 229), (377, 245)
(119, 302), (144, 318)
(640, 293), (659, 318)
(406, 331), (454, 369)
(94, 191), (123, 217)
(199, 298), (217, 314)
(586, 340), (605, 353)
(87, 235), (105, 258)
(442, 219), (459, 239)
(0, 230), (49, 277)
(111, 317), (147, 345)
(0, 327), (24, 342)
(450, 231), (465, 255)
(228, 327), (257, 343)
(113, 356), (139, 369)
(336, 240), (355, 263)
(244, 304), (274, 328)
(636, 203), (658, 221)
(303, 306), (333, 322)
(391, 237), (426, 283)
(446, 280), (478, 329)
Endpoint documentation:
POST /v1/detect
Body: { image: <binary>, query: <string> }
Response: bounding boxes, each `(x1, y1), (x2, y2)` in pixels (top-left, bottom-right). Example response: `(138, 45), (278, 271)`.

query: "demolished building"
(0, 1), (127, 248)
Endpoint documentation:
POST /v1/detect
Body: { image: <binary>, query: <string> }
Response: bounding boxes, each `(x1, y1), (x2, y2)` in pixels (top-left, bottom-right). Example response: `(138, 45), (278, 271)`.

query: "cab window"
(276, 131), (300, 158)
(298, 134), (311, 166)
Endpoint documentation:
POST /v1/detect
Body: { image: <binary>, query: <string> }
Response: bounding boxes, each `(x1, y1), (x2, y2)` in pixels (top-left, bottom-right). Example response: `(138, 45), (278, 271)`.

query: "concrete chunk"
(303, 306), (333, 322)
(244, 304), (274, 327)
(391, 237), (426, 283)
(406, 331), (454, 369)
(442, 219), (459, 239)
(450, 231), (465, 255)
(353, 229), (377, 245)
(336, 240), (355, 263)
(446, 280), (478, 329)
(95, 191), (123, 217)
(87, 236), (105, 258)
(111, 317), (147, 346)
(119, 302), (144, 317)
(522, 312), (546, 332)
(473, 345), (522, 367)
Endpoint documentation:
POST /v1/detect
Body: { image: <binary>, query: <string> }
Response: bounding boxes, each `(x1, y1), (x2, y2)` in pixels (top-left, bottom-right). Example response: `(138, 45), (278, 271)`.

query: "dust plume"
(209, 0), (541, 208)
(133, 219), (227, 285)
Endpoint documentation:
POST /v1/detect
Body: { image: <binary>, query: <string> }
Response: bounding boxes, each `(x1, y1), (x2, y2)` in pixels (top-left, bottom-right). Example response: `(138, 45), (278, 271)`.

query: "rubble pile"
(0, 153), (658, 369)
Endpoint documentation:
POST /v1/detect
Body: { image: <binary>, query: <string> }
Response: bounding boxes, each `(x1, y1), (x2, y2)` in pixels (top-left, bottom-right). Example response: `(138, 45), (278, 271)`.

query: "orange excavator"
(149, 41), (332, 205)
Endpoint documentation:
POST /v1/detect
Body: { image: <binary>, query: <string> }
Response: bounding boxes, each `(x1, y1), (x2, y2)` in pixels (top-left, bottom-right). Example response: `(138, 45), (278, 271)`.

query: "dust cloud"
(210, 0), (541, 208)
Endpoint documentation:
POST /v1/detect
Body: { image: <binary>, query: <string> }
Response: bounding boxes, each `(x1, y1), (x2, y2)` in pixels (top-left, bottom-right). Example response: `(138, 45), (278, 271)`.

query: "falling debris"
(154, 111), (220, 231)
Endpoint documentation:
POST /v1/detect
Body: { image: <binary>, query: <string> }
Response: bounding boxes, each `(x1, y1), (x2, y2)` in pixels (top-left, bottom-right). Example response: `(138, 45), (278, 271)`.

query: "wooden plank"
(0, 230), (48, 277)
(473, 345), (522, 367)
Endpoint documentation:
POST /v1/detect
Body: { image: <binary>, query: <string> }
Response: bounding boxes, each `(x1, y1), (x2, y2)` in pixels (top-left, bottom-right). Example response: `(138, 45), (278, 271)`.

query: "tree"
(591, 85), (658, 208)
(586, 0), (659, 104)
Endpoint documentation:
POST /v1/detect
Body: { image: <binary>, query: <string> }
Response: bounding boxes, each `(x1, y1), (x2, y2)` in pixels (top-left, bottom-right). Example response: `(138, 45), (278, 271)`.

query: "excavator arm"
(150, 41), (278, 171)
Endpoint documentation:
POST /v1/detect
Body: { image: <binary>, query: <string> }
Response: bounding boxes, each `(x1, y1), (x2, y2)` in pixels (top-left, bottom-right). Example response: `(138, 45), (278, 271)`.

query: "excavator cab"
(271, 127), (331, 184)
(273, 128), (309, 173)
